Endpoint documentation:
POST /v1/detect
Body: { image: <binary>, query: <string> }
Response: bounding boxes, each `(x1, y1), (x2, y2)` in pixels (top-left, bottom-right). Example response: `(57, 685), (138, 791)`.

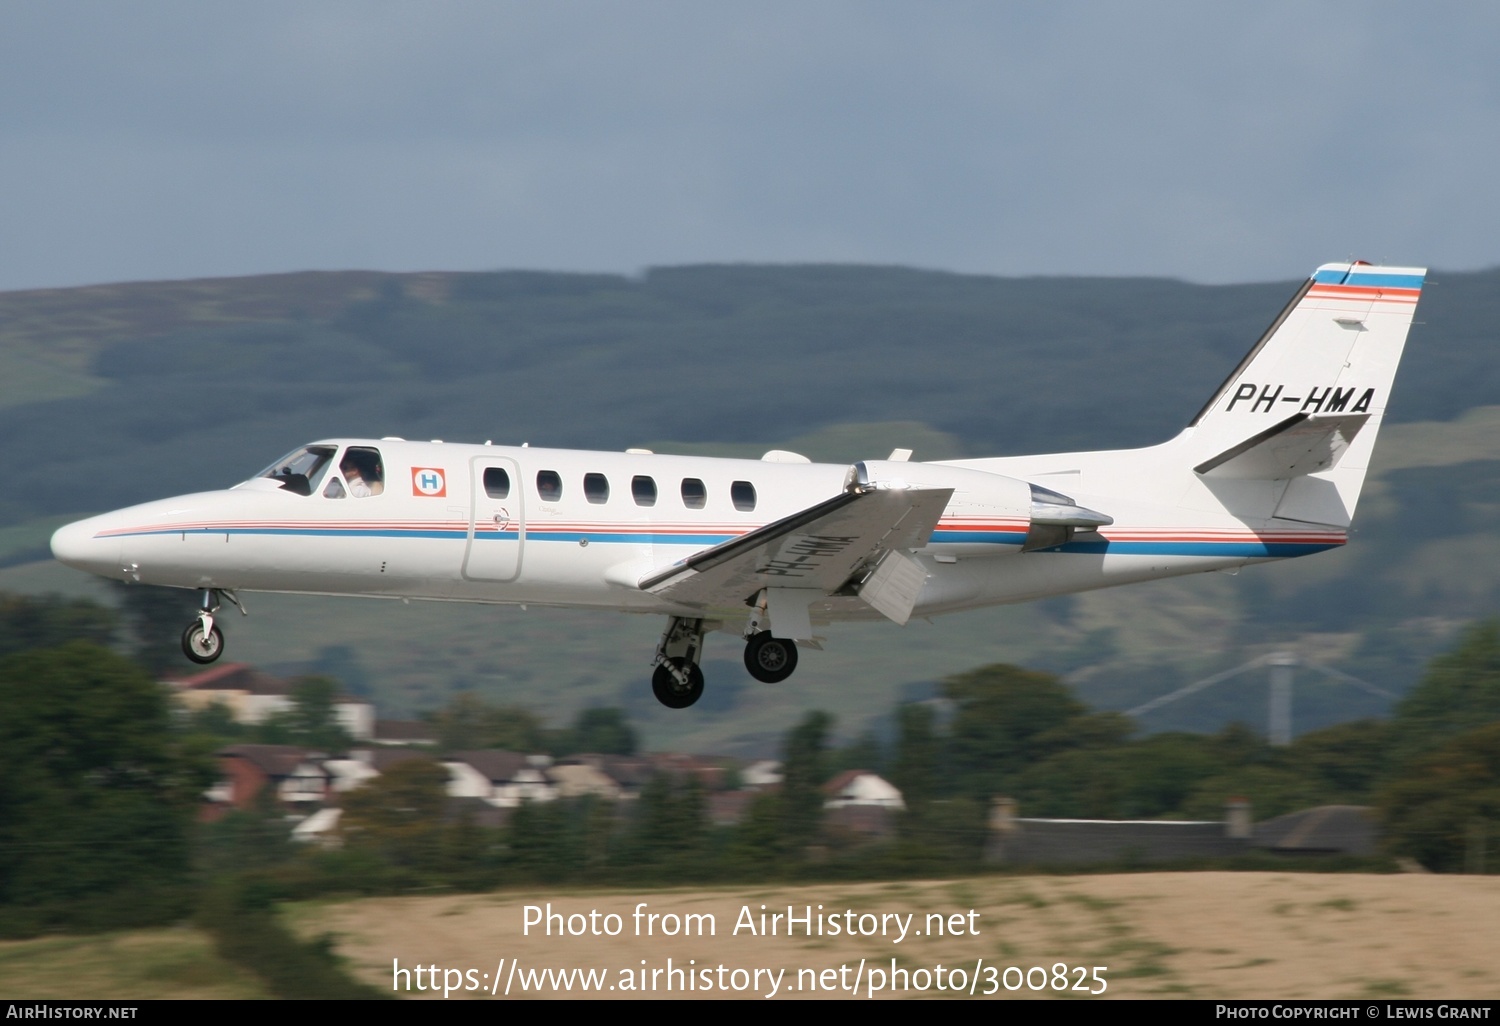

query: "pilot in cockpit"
(340, 448), (385, 498)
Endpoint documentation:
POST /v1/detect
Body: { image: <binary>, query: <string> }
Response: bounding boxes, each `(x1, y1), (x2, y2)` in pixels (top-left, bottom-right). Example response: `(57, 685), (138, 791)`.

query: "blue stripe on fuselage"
(1311, 269), (1423, 289)
(107, 527), (1339, 558)
(929, 530), (1026, 545)
(1044, 539), (1340, 557)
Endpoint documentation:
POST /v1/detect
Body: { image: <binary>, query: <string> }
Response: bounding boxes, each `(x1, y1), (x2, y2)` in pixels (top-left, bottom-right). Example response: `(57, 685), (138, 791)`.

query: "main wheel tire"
(744, 633), (798, 683)
(651, 659), (704, 709)
(182, 621), (225, 664)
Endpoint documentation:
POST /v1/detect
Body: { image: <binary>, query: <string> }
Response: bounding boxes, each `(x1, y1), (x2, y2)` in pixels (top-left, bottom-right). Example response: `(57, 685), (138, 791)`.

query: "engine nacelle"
(853, 460), (1111, 555)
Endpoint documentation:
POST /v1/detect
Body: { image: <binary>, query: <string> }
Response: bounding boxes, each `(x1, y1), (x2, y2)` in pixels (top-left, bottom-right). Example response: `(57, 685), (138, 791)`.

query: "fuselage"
(50, 436), (1342, 626)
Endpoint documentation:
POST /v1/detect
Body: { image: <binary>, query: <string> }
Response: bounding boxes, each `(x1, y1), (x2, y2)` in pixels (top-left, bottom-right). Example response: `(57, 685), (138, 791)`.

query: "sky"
(3, 1), (1499, 292)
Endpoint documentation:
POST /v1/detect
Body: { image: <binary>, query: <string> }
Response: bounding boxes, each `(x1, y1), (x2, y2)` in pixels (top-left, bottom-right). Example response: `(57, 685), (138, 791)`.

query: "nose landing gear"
(182, 619), (224, 664)
(180, 588), (245, 665)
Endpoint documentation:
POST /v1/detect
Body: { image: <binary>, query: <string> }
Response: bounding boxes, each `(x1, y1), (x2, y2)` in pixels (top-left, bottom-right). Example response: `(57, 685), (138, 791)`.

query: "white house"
(823, 770), (905, 810)
(443, 751), (556, 807)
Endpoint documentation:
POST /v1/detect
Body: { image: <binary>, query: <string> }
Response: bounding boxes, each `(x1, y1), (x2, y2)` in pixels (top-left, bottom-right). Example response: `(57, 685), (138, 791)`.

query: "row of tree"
(2, 591), (1498, 937)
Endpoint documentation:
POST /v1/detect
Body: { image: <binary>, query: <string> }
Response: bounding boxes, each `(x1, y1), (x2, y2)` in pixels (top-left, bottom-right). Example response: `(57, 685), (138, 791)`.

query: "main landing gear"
(740, 588), (799, 684)
(652, 616), (706, 708)
(649, 608), (804, 709)
(744, 631), (798, 683)
(181, 588), (245, 665)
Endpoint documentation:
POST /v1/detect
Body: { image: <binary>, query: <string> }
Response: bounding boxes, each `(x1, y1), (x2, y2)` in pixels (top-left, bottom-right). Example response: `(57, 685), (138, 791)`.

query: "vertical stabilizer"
(1183, 262), (1424, 525)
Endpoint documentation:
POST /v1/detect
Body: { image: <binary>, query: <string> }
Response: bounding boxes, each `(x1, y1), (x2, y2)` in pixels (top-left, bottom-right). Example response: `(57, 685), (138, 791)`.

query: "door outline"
(462, 456), (525, 582)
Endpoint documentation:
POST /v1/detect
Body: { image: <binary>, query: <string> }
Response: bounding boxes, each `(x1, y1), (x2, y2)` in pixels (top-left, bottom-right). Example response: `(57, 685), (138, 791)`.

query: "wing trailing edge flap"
(639, 483), (954, 623)
(1193, 412), (1371, 480)
(857, 550), (930, 625)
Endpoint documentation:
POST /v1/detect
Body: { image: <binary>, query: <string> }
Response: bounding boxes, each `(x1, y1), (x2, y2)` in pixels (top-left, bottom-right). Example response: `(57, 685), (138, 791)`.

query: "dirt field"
(288, 872), (1500, 1000)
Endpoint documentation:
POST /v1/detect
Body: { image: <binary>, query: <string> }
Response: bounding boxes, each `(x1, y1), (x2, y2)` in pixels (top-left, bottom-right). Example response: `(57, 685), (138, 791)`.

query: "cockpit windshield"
(256, 445), (336, 496)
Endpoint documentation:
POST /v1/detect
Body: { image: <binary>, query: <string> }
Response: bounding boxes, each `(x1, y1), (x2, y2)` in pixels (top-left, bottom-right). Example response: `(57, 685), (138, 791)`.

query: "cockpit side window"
(258, 445), (336, 496)
(340, 447), (385, 498)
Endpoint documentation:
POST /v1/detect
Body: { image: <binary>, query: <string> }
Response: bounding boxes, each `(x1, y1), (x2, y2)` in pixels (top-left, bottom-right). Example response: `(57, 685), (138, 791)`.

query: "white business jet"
(51, 262), (1423, 708)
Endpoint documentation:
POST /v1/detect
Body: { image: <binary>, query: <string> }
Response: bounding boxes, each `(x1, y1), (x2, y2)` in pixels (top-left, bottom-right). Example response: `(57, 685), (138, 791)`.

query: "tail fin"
(1183, 262), (1425, 526)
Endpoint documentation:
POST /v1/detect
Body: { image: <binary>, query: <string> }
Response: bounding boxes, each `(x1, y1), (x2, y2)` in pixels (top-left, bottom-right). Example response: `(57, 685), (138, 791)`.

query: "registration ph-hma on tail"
(51, 262), (1424, 708)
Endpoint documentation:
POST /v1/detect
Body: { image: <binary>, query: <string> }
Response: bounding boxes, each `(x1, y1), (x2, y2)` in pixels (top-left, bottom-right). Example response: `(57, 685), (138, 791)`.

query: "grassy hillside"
(4, 263), (1497, 528)
(0, 928), (268, 999)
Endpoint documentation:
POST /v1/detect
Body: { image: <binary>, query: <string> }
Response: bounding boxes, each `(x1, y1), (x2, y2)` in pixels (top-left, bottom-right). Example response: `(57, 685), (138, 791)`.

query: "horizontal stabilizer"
(1194, 412), (1370, 480)
(640, 480), (952, 613)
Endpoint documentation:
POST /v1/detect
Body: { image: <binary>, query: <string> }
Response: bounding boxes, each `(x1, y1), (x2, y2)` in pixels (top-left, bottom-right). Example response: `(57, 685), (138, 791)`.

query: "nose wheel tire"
(744, 633), (798, 683)
(182, 622), (225, 664)
(652, 659), (704, 708)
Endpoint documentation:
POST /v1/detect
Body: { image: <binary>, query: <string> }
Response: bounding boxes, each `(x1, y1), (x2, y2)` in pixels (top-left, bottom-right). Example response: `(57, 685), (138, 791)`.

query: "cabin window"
(731, 480), (757, 512)
(323, 478), (346, 499)
(340, 446), (384, 497)
(257, 445), (335, 496)
(537, 470), (563, 502)
(632, 476), (657, 507)
(483, 467), (511, 499)
(584, 473), (610, 504)
(681, 478), (707, 509)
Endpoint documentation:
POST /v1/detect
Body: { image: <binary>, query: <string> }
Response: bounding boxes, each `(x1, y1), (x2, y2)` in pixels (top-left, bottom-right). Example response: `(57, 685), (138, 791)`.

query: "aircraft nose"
(50, 517), (120, 575)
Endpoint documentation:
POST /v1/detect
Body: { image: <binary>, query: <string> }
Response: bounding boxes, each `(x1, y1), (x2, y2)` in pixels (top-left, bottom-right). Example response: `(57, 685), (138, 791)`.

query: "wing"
(639, 481), (954, 629)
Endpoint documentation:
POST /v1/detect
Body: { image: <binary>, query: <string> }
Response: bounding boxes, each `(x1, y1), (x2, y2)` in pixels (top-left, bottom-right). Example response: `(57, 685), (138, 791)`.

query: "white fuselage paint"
(50, 436), (1339, 627)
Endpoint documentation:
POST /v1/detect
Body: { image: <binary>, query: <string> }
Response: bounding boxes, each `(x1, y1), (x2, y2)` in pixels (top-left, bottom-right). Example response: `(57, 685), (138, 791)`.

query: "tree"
(505, 800), (586, 883)
(725, 791), (784, 872)
(287, 676), (352, 752)
(1390, 621), (1500, 768)
(891, 704), (937, 821)
(942, 664), (1087, 800)
(565, 707), (638, 756)
(626, 772), (708, 874)
(252, 675), (353, 751)
(0, 642), (207, 932)
(1284, 719), (1392, 801)
(0, 593), (116, 659)
(780, 711), (832, 850)
(109, 582), (196, 675)
(1380, 721), (1500, 872)
(828, 729), (885, 781)
(430, 693), (543, 753)
(340, 759), (450, 875)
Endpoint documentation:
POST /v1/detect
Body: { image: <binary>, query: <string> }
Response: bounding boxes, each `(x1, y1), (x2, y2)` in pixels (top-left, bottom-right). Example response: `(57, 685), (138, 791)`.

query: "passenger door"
(463, 456), (524, 582)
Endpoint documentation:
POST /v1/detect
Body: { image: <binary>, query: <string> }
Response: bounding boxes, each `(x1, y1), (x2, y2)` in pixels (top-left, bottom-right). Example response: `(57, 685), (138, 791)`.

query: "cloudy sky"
(3, 2), (1498, 291)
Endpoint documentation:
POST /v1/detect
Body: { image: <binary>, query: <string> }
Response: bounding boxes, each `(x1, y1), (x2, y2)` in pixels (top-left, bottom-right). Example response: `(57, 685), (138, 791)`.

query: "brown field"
(288, 872), (1500, 1000)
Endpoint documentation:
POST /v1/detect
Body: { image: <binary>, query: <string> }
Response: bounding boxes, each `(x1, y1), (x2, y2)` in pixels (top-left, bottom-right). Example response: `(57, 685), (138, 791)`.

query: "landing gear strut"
(181, 588), (244, 665)
(741, 590), (799, 683)
(652, 616), (706, 708)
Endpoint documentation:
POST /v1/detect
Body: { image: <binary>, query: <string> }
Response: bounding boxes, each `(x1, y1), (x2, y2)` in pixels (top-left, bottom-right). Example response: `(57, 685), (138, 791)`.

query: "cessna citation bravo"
(52, 262), (1424, 708)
